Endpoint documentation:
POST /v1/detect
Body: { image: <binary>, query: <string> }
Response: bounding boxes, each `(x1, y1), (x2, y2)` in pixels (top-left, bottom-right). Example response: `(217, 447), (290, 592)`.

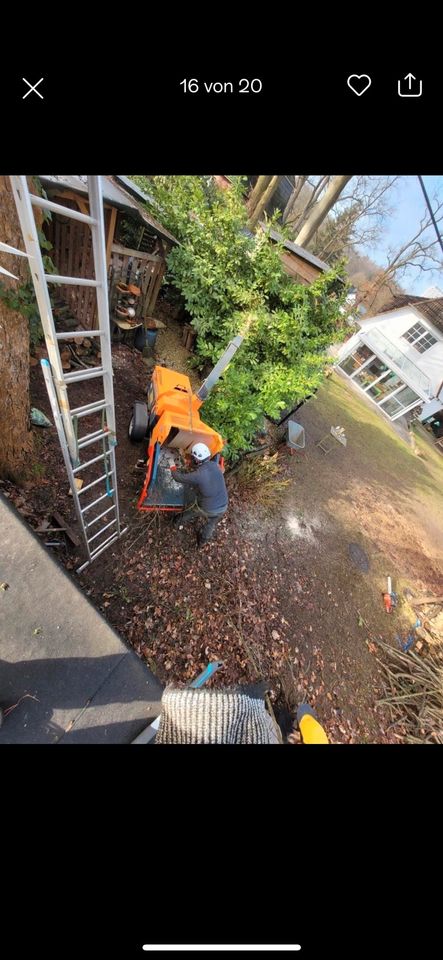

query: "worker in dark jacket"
(171, 442), (228, 545)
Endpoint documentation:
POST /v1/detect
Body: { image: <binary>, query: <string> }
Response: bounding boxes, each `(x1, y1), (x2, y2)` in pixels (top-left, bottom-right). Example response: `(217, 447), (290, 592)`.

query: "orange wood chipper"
(128, 334), (243, 511)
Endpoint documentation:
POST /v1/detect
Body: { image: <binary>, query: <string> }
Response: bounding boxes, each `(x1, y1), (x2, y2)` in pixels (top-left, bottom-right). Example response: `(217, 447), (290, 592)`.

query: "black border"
(4, 746), (440, 958)
(0, 46), (441, 171)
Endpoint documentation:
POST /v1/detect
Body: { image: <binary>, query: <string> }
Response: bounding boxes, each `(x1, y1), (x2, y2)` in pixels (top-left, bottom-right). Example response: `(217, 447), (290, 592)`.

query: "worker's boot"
(198, 515), (220, 546)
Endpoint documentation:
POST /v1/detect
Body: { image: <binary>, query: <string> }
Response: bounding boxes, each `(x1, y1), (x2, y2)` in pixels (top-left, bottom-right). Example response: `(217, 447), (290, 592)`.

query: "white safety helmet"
(191, 442), (211, 462)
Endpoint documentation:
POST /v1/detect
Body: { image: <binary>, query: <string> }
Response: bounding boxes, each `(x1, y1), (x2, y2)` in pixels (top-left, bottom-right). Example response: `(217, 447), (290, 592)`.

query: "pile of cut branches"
(375, 640), (443, 743)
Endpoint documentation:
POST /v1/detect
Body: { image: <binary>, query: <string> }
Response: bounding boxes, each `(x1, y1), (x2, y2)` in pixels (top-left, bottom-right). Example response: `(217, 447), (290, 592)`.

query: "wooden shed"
(213, 177), (329, 286)
(39, 175), (178, 329)
(266, 228), (329, 285)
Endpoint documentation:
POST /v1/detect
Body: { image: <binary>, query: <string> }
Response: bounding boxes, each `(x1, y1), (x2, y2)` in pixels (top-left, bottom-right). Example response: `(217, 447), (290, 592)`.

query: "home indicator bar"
(142, 947), (302, 953)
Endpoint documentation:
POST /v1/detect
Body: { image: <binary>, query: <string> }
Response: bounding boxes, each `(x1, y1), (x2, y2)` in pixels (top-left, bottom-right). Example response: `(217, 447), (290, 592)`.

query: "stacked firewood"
(31, 303), (102, 372)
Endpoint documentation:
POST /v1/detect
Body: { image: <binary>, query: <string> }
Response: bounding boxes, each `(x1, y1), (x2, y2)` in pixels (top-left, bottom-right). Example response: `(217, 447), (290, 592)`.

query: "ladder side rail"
(87, 177), (117, 439)
(40, 360), (92, 566)
(9, 176), (79, 463)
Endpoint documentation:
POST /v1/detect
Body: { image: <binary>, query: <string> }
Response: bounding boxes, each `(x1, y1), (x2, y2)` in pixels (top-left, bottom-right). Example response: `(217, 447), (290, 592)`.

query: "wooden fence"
(109, 244), (166, 320)
(45, 199), (105, 329)
(46, 208), (166, 329)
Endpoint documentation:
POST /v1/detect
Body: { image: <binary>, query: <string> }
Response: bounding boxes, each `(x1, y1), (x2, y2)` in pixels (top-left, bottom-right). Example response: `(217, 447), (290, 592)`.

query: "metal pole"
(196, 335), (244, 402)
(417, 175), (443, 257)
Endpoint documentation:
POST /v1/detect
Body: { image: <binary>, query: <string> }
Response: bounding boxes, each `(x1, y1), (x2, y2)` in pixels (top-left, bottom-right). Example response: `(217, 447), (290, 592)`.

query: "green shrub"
(133, 175), (349, 457)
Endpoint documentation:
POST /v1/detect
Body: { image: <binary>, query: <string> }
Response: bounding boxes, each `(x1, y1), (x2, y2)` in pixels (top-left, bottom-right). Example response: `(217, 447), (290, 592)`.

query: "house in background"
(335, 294), (443, 423)
(340, 286), (368, 323)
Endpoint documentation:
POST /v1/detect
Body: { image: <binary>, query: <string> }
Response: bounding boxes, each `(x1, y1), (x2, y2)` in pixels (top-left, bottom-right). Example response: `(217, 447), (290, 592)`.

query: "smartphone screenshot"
(0, 40), (440, 958)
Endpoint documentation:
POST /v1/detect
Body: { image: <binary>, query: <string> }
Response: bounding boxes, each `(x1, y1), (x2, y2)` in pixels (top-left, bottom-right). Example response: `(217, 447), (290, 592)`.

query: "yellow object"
(68, 478), (84, 496)
(299, 713), (329, 744)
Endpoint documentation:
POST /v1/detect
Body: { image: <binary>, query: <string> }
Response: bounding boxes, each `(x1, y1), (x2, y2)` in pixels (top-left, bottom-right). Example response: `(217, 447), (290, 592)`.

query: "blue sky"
(356, 176), (443, 295)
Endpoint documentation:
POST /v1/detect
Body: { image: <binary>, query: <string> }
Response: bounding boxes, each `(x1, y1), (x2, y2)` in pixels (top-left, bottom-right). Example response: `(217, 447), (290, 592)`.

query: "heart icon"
(347, 74), (371, 96)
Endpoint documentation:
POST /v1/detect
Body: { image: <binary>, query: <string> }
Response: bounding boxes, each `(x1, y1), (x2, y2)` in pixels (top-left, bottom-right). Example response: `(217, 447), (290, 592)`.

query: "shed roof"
(241, 224), (329, 273)
(266, 227), (329, 272)
(38, 175), (178, 246)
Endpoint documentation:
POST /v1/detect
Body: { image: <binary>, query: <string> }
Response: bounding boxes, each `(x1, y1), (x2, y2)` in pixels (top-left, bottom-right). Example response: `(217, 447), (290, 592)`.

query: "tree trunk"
(0, 176), (34, 481)
(288, 175), (330, 236)
(246, 176), (273, 217)
(248, 175), (280, 229)
(282, 176), (307, 225)
(294, 175), (353, 248)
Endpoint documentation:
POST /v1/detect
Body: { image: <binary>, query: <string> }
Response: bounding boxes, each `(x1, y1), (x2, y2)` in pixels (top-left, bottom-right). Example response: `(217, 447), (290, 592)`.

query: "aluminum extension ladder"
(5, 176), (126, 572)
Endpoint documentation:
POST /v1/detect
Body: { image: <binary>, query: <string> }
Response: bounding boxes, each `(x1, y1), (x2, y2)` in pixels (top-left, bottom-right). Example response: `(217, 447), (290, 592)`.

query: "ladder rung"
(0, 240), (31, 258)
(73, 451), (112, 474)
(63, 367), (105, 384)
(87, 519), (117, 545)
(30, 193), (97, 226)
(89, 532), (120, 560)
(78, 429), (112, 451)
(80, 490), (115, 514)
(85, 505), (116, 529)
(71, 399), (108, 417)
(78, 471), (114, 495)
(45, 274), (99, 288)
(55, 329), (105, 340)
(76, 527), (127, 572)
(90, 528), (127, 558)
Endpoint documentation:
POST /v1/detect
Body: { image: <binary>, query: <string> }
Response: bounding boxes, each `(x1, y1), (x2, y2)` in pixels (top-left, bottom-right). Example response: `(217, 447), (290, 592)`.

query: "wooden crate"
(110, 244), (166, 319)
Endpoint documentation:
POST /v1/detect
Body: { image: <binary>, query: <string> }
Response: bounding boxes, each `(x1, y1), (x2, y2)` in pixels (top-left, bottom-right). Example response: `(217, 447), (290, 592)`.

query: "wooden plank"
(86, 244), (95, 328)
(76, 198), (89, 216)
(60, 220), (68, 276)
(145, 261), (165, 315)
(142, 262), (155, 315)
(66, 221), (76, 316)
(73, 222), (84, 321)
(67, 215), (74, 281)
(60, 220), (71, 307)
(51, 510), (81, 548)
(79, 224), (92, 326)
(280, 250), (321, 283)
(111, 242), (163, 262)
(54, 215), (61, 277)
(106, 207), (118, 267)
(414, 596), (443, 605)
(149, 261), (166, 313)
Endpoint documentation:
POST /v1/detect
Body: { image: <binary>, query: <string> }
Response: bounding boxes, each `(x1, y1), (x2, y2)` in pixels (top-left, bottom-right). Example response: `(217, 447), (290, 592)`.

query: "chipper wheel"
(128, 402), (149, 443)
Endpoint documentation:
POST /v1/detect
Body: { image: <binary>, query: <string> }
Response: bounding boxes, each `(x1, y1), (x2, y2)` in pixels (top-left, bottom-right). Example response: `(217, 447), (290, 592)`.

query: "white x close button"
(22, 77), (44, 100)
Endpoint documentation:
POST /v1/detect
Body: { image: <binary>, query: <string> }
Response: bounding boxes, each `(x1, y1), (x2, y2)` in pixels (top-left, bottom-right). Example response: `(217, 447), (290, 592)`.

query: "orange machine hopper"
(148, 365), (224, 456)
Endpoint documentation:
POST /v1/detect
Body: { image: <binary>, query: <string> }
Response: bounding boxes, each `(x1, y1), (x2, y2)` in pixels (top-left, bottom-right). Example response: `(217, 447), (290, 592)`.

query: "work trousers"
(175, 501), (227, 542)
